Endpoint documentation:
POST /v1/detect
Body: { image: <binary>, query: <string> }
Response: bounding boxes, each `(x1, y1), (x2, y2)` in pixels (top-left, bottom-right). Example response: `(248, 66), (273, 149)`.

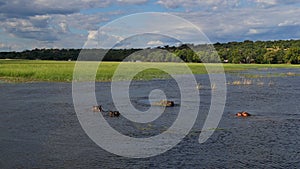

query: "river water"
(0, 68), (299, 168)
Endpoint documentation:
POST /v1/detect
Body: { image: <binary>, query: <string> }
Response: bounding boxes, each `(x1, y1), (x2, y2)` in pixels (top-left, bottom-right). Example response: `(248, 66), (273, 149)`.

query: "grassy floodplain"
(0, 59), (299, 82)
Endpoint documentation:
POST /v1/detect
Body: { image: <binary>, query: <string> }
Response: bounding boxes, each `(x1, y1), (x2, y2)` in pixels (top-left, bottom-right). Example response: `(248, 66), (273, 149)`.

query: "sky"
(0, 0), (300, 51)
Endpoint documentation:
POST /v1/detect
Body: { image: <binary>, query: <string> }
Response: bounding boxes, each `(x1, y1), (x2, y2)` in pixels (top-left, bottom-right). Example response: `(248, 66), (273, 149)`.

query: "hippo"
(109, 111), (120, 117)
(236, 111), (251, 117)
(242, 111), (251, 117)
(236, 112), (242, 117)
(93, 105), (120, 117)
(93, 105), (103, 112)
(153, 100), (174, 107)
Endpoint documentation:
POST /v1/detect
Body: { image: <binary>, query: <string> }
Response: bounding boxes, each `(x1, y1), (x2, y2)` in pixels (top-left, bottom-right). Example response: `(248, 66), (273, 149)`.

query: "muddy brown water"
(0, 68), (300, 168)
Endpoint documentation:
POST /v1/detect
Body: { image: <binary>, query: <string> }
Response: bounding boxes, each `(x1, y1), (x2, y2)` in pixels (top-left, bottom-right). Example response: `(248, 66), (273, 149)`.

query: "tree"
(284, 47), (300, 64)
(263, 51), (277, 64)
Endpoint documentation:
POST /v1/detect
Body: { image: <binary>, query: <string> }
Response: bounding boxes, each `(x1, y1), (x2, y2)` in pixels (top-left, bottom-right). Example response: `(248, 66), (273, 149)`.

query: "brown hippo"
(109, 111), (120, 117)
(93, 105), (103, 112)
(153, 100), (174, 107)
(236, 112), (242, 117)
(164, 100), (175, 107)
(93, 105), (120, 117)
(236, 111), (251, 117)
(242, 111), (251, 117)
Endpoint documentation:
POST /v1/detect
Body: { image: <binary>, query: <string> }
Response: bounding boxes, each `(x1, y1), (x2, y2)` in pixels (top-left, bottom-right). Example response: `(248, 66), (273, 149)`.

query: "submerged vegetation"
(228, 78), (278, 87)
(0, 59), (299, 82)
(231, 79), (253, 85)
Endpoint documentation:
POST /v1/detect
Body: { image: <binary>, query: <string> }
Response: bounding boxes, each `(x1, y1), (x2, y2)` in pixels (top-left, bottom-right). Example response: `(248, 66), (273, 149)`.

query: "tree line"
(0, 39), (299, 64)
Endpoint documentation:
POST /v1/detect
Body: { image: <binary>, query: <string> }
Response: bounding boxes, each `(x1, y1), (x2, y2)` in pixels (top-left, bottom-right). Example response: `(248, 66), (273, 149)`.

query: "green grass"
(0, 60), (75, 82)
(0, 59), (299, 82)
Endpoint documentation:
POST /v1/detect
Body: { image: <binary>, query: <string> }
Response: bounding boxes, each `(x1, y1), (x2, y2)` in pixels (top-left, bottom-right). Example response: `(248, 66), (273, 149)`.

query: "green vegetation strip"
(0, 60), (299, 82)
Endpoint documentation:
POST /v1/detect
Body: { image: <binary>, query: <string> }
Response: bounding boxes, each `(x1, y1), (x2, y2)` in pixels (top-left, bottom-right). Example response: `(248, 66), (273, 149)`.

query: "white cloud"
(0, 43), (8, 50)
(156, 0), (240, 10)
(87, 30), (98, 40)
(0, 42), (21, 51)
(254, 0), (300, 8)
(0, 15), (66, 41)
(156, 0), (182, 8)
(247, 28), (269, 35)
(147, 40), (164, 46)
(32, 0), (112, 10)
(248, 29), (259, 35)
(173, 3), (300, 42)
(243, 17), (264, 26)
(85, 30), (124, 48)
(278, 20), (300, 27)
(117, 0), (148, 4)
(255, 0), (278, 6)
(58, 22), (69, 33)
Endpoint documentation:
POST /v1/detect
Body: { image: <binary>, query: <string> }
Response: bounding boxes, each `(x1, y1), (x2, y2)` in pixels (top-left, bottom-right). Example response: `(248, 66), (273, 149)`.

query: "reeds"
(196, 83), (202, 90)
(256, 81), (264, 86)
(268, 80), (274, 86)
(286, 72), (296, 76)
(229, 78), (277, 86)
(196, 83), (216, 90)
(231, 79), (253, 85)
(211, 83), (216, 90)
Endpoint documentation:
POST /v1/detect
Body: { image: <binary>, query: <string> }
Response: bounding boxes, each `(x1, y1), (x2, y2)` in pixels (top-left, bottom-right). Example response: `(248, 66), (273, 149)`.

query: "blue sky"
(0, 0), (300, 51)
